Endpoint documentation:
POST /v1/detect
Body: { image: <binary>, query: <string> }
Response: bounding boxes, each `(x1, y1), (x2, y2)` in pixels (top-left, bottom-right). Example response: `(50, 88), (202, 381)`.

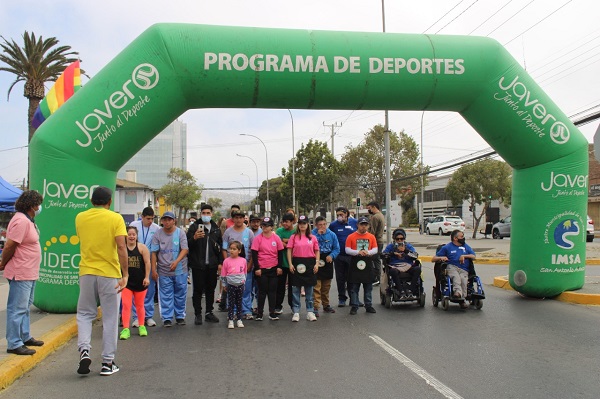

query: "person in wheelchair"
(431, 230), (476, 309)
(381, 229), (421, 298)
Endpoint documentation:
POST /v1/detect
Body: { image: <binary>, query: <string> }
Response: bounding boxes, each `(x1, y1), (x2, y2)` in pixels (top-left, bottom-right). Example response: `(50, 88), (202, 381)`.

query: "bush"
(402, 208), (418, 227)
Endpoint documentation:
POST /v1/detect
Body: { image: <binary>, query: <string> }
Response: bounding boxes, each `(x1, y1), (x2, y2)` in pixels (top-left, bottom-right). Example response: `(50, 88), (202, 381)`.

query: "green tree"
(0, 31), (80, 142)
(281, 139), (340, 214)
(340, 124), (425, 209)
(445, 159), (512, 238)
(159, 168), (202, 225)
(206, 197), (222, 210)
(257, 176), (289, 219)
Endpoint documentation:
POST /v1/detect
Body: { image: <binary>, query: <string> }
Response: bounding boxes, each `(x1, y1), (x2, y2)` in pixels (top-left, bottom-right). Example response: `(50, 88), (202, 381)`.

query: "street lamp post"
(241, 173), (251, 198)
(236, 153), (259, 203)
(240, 134), (270, 216)
(288, 109), (296, 213)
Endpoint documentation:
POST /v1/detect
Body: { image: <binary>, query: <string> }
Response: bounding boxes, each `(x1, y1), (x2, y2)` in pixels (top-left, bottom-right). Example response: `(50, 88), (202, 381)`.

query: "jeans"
(242, 271), (255, 315)
(389, 265), (422, 294)
(349, 282), (373, 308)
(334, 255), (351, 302)
(158, 273), (188, 321)
(291, 286), (314, 313)
(6, 279), (35, 350)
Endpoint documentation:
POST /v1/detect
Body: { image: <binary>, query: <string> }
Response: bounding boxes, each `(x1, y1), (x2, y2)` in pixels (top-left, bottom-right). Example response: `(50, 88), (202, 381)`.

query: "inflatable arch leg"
(30, 24), (587, 312)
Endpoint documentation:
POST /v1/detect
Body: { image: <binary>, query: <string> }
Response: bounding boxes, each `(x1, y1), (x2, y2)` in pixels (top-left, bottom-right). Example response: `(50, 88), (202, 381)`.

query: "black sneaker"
(268, 313), (279, 320)
(176, 318), (186, 325)
(205, 313), (219, 323)
(365, 306), (377, 314)
(77, 350), (91, 375)
(163, 320), (173, 327)
(349, 307), (358, 315)
(217, 305), (227, 312)
(100, 362), (120, 376)
(194, 315), (203, 325)
(255, 314), (263, 321)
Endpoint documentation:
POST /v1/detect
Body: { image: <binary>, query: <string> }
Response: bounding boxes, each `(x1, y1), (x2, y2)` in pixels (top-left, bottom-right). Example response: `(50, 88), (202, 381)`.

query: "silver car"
(492, 216), (511, 239)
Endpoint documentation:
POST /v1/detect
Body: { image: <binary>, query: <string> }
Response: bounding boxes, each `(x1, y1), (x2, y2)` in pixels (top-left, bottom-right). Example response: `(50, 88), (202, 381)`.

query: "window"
(124, 190), (137, 204)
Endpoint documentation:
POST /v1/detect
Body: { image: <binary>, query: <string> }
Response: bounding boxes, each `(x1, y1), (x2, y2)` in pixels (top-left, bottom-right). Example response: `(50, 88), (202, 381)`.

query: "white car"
(426, 215), (465, 236)
(587, 215), (594, 242)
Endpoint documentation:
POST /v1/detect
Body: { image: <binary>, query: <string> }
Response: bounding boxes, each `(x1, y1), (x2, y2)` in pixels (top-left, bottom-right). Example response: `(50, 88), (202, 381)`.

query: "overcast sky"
(0, 0), (598, 196)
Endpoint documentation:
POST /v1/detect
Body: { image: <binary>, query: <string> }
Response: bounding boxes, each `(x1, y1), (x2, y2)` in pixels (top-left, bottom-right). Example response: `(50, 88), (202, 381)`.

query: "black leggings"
(257, 267), (278, 315)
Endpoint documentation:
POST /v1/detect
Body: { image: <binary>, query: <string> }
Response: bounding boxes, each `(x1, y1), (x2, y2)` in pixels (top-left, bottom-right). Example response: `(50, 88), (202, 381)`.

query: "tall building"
(117, 120), (187, 189)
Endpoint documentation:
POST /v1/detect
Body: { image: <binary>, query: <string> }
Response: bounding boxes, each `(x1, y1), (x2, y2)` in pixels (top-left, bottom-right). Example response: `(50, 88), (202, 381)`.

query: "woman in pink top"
(1, 191), (44, 356)
(287, 215), (320, 322)
(251, 217), (284, 321)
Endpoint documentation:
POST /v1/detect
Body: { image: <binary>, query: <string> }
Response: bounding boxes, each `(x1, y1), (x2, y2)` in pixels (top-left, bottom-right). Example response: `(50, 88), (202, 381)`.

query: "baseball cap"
(357, 216), (370, 224)
(298, 215), (308, 223)
(282, 213), (295, 222)
(232, 210), (246, 218)
(249, 214), (262, 221)
(261, 217), (274, 226)
(91, 186), (112, 205)
(161, 211), (176, 220)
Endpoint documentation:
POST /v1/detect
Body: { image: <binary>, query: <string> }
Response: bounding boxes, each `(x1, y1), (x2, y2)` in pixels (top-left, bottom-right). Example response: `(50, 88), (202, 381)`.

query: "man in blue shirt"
(328, 206), (357, 307)
(382, 229), (421, 297)
(432, 230), (476, 309)
(312, 216), (340, 315)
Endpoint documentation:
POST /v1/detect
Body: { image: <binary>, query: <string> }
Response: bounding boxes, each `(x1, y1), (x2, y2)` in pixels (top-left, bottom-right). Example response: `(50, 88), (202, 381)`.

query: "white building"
(113, 176), (156, 225)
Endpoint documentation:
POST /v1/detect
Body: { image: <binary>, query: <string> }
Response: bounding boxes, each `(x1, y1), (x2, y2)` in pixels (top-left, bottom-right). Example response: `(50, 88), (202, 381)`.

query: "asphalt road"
(2, 262), (600, 399)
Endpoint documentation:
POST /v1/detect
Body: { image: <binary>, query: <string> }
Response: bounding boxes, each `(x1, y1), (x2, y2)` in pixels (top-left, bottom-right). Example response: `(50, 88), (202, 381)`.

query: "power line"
(484, 0), (536, 37)
(422, 0), (467, 33)
(434, 0), (480, 34)
(468, 0), (515, 35)
(503, 0), (574, 46)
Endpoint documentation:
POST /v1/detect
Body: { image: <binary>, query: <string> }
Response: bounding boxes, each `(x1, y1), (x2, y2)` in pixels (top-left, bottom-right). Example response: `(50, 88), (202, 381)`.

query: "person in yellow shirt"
(75, 186), (128, 377)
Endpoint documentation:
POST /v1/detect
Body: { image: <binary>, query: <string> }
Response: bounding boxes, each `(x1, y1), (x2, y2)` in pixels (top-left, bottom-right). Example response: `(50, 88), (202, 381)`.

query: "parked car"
(426, 215), (465, 235)
(587, 215), (594, 242)
(492, 216), (511, 239)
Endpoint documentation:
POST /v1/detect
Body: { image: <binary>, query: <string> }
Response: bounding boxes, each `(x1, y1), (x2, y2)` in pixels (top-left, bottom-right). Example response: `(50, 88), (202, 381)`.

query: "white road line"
(370, 334), (465, 399)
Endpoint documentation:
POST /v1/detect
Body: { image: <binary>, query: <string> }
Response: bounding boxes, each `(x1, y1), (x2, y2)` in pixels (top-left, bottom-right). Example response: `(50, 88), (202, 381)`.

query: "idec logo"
(75, 63), (159, 148)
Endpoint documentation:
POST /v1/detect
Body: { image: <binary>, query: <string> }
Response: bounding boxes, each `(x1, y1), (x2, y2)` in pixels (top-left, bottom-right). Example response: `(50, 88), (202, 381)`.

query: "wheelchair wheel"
(474, 298), (483, 309)
(380, 292), (386, 305)
(384, 293), (392, 309)
(432, 287), (439, 307)
(442, 297), (449, 311)
(419, 292), (426, 307)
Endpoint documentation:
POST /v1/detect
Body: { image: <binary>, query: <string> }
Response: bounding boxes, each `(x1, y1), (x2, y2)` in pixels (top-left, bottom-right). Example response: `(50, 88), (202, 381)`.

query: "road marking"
(369, 334), (464, 399)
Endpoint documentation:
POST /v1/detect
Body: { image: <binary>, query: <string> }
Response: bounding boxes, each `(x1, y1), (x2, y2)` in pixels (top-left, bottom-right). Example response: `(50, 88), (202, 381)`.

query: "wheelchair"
(432, 245), (485, 311)
(379, 252), (426, 308)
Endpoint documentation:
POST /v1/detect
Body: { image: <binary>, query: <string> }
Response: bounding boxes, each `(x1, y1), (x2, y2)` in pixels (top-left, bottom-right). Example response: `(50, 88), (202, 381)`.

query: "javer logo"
(132, 63), (159, 90)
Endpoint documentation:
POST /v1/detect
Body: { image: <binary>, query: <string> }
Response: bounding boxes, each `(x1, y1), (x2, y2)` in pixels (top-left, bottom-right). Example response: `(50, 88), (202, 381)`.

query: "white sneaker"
(236, 320), (244, 328)
(291, 313), (300, 322)
(307, 312), (317, 321)
(145, 318), (156, 327)
(132, 319), (139, 328)
(228, 320), (234, 329)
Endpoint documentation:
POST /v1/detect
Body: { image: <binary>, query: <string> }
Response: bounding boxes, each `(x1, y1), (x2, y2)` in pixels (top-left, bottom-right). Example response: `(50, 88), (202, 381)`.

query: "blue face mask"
(201, 215), (212, 224)
(35, 206), (42, 217)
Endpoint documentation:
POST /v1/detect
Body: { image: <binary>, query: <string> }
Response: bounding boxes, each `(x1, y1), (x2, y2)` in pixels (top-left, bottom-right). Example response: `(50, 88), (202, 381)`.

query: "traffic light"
(356, 197), (361, 207)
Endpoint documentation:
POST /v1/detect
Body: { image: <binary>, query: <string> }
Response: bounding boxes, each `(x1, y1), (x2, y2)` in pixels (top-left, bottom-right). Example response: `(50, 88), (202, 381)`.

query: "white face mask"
(35, 206), (42, 216)
(201, 215), (212, 224)
(337, 216), (345, 223)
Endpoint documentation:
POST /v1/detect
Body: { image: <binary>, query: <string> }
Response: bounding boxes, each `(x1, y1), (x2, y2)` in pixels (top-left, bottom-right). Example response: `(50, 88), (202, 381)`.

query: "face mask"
(337, 216), (345, 223)
(367, 209), (374, 215)
(457, 238), (466, 245)
(201, 215), (212, 223)
(35, 206), (42, 216)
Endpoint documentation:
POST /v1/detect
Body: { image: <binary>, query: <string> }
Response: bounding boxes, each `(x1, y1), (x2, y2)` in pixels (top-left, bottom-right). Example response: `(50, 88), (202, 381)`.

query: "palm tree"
(0, 31), (79, 142)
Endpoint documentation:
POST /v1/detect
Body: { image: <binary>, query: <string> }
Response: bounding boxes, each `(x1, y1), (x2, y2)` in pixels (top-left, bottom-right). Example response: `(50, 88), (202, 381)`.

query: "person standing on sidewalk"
(2, 190), (44, 356)
(345, 217), (378, 315)
(129, 207), (160, 327)
(311, 216), (340, 316)
(328, 206), (357, 307)
(120, 226), (150, 340)
(151, 212), (189, 327)
(75, 186), (128, 376)
(187, 204), (223, 325)
(366, 201), (385, 286)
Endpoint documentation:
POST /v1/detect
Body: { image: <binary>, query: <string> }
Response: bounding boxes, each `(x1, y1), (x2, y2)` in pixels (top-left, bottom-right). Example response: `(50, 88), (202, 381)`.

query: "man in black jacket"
(187, 204), (224, 325)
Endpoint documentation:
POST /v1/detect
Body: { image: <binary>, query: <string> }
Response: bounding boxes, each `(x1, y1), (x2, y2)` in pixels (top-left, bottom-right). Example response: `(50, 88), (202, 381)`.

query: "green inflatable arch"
(30, 24), (588, 312)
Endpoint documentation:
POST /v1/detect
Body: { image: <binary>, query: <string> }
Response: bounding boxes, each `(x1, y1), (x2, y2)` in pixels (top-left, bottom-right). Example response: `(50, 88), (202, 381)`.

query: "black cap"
(91, 186), (112, 205)
(261, 217), (274, 226)
(298, 215), (308, 223)
(231, 210), (246, 218)
(282, 213), (295, 222)
(250, 214), (262, 221)
(357, 216), (370, 224)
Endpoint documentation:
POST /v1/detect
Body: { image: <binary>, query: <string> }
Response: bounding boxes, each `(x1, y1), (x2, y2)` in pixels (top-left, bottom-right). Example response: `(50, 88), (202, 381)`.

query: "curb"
(0, 316), (77, 390)
(493, 276), (600, 305)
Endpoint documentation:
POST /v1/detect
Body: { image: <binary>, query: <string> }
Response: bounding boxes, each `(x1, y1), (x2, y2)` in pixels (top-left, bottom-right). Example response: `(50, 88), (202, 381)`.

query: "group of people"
(3, 186), (476, 379)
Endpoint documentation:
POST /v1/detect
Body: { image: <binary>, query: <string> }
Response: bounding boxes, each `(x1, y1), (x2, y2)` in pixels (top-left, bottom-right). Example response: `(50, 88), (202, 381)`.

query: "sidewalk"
(2, 249), (600, 390)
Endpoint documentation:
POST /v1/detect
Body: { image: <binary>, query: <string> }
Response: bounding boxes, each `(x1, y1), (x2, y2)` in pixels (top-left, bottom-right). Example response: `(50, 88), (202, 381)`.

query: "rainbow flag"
(31, 60), (81, 129)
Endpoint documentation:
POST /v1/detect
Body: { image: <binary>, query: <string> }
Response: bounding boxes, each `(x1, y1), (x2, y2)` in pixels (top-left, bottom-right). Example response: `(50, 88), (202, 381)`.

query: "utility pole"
(323, 121), (342, 220)
(382, 0), (392, 243)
